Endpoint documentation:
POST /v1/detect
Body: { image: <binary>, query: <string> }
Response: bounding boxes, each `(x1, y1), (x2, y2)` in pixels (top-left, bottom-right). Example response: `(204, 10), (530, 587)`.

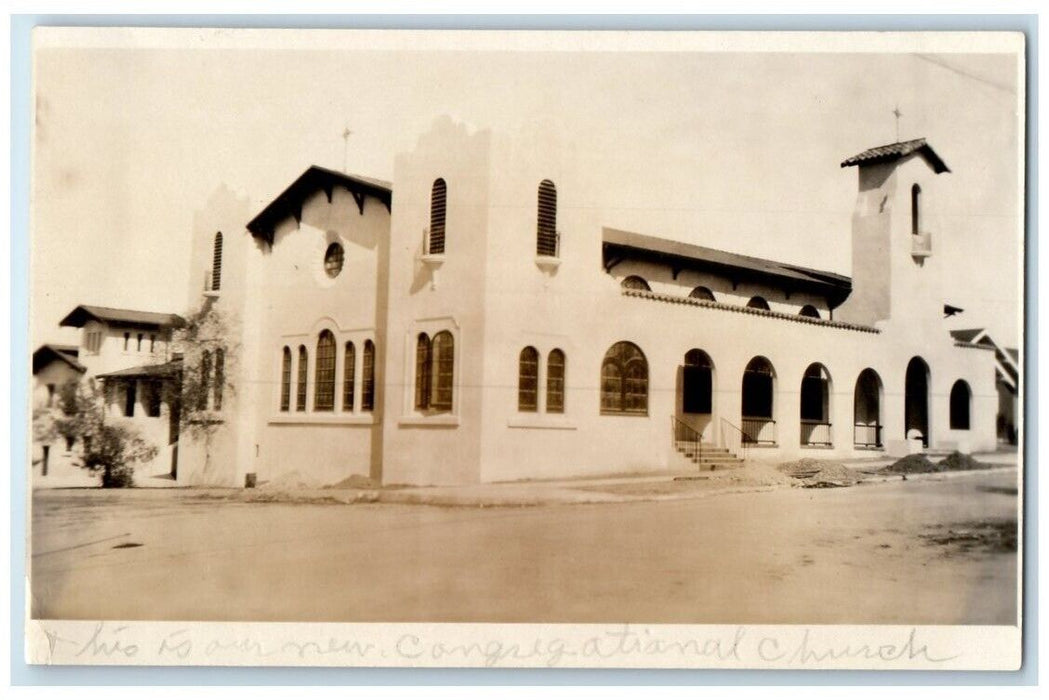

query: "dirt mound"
(326, 474), (380, 489)
(256, 470), (328, 491)
(882, 454), (938, 474)
(938, 451), (987, 471)
(714, 463), (796, 488)
(777, 458), (860, 488)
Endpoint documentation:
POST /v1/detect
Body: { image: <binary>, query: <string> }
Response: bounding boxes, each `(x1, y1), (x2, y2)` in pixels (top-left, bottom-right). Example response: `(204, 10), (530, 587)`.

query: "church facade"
(178, 118), (1000, 487)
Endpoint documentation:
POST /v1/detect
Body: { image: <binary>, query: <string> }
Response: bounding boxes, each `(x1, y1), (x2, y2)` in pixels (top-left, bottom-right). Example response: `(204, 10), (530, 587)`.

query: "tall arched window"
(950, 380), (971, 430)
(601, 341), (648, 415)
(746, 296), (770, 311)
(342, 341), (356, 412)
(741, 356), (776, 444)
(689, 286), (716, 302)
(212, 232), (223, 291)
(537, 180), (558, 256)
(314, 331), (336, 411)
(198, 350), (212, 411)
(280, 347), (292, 412)
(621, 276), (651, 291)
(296, 346), (308, 412)
(682, 349), (713, 414)
(518, 346), (539, 412)
(362, 340), (375, 411)
(213, 348), (225, 411)
(853, 368), (883, 447)
(911, 184), (922, 235)
(429, 178), (447, 255)
(547, 349), (566, 414)
(799, 304), (820, 319)
(415, 333), (432, 410)
(800, 363), (832, 446)
(431, 332), (454, 411)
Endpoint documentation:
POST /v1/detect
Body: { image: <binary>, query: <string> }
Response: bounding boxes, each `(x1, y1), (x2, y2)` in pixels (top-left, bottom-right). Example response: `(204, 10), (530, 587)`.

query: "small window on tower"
(324, 242), (344, 278)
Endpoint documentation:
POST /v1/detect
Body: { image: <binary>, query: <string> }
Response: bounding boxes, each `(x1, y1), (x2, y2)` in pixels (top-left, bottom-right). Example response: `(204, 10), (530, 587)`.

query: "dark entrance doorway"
(905, 356), (930, 447)
(682, 349), (713, 415)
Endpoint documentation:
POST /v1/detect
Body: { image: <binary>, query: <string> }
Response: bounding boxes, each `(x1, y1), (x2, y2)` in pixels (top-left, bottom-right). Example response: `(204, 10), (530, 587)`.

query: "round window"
(324, 242), (344, 278)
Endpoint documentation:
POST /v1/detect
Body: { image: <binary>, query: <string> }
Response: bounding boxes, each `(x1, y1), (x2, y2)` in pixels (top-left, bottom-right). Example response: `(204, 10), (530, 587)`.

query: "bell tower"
(834, 138), (950, 327)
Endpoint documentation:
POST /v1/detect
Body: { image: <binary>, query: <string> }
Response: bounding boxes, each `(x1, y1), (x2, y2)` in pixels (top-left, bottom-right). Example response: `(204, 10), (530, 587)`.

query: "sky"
(30, 30), (1024, 349)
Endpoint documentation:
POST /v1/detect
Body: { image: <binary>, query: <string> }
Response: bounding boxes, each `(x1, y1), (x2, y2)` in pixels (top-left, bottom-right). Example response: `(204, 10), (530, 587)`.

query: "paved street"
(31, 469), (1019, 624)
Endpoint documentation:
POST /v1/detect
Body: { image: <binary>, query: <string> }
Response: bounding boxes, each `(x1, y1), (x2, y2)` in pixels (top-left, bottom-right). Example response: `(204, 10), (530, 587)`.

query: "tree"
(52, 378), (158, 487)
(173, 300), (238, 472)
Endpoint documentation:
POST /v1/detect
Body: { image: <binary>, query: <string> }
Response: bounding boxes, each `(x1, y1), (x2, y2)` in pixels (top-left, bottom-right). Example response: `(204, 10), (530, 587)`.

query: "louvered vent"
(429, 179), (447, 254)
(537, 180), (558, 256)
(212, 232), (223, 291)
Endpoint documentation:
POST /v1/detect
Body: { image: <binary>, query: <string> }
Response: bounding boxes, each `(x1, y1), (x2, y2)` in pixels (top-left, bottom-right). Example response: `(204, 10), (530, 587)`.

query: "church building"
(177, 118), (1000, 487)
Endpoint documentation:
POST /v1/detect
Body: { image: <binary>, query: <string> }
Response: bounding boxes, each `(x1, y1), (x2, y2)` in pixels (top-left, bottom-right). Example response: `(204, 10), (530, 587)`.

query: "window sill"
(269, 413), (377, 426)
(507, 416), (576, 430)
(398, 414), (460, 427)
(600, 411), (649, 418)
(800, 444), (834, 450)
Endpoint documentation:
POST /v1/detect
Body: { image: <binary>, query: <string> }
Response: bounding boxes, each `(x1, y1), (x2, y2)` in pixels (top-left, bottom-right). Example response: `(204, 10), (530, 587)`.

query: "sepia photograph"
(25, 27), (1025, 670)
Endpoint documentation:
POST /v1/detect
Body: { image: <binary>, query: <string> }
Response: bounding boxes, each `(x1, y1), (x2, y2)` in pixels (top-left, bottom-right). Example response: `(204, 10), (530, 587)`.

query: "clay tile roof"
(32, 344), (86, 374)
(840, 138), (950, 173)
(59, 305), (183, 330)
(96, 358), (183, 380)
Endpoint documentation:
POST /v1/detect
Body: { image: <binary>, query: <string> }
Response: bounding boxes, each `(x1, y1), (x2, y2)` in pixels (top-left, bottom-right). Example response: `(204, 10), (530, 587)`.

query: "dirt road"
(30, 469), (1019, 624)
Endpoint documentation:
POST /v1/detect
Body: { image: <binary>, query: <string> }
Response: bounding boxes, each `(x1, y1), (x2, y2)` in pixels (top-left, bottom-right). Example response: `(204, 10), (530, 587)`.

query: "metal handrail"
(718, 417), (750, 460)
(740, 416), (777, 446)
(853, 422), (883, 448)
(800, 419), (833, 447)
(671, 416), (704, 470)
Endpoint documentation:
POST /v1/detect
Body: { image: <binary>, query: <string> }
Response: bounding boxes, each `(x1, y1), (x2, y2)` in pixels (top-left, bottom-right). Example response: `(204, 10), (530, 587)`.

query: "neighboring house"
(175, 119), (1007, 488)
(949, 328), (1020, 445)
(31, 305), (183, 485)
(31, 344), (86, 479)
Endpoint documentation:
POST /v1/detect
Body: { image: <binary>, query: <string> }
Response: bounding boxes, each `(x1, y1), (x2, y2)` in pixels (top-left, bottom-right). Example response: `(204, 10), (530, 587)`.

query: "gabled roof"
(247, 165), (393, 245)
(950, 328), (1020, 389)
(96, 358), (182, 380)
(602, 227), (853, 308)
(840, 138), (950, 174)
(32, 344), (86, 375)
(59, 305), (182, 330)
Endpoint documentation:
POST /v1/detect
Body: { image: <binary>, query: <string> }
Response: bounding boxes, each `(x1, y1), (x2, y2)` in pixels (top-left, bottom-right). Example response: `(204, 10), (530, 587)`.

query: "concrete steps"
(673, 440), (745, 471)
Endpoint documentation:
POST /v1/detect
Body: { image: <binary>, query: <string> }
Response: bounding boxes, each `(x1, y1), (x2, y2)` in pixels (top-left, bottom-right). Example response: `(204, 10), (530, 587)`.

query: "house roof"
(32, 344), (86, 375)
(950, 328), (984, 344)
(96, 358), (182, 380)
(59, 305), (183, 330)
(840, 138), (951, 174)
(247, 165), (393, 245)
(602, 227), (853, 307)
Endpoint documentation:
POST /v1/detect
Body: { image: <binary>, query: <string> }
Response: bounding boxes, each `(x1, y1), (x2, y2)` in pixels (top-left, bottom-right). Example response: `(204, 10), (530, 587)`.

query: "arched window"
(518, 346), (539, 412)
(324, 242), (344, 278)
(682, 349), (713, 414)
(212, 232), (223, 291)
(537, 180), (558, 257)
(314, 331), (336, 411)
(213, 348), (225, 411)
(431, 332), (453, 411)
(746, 296), (770, 311)
(415, 333), (432, 410)
(280, 347), (292, 412)
(621, 276), (651, 292)
(950, 380), (971, 430)
(799, 304), (820, 319)
(429, 178), (447, 255)
(601, 341), (648, 415)
(911, 184), (922, 235)
(342, 342), (356, 412)
(741, 357), (776, 444)
(800, 363), (832, 446)
(362, 340), (375, 411)
(853, 368), (883, 447)
(296, 346), (308, 412)
(689, 286), (716, 302)
(905, 356), (930, 446)
(198, 350), (212, 411)
(547, 349), (566, 414)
